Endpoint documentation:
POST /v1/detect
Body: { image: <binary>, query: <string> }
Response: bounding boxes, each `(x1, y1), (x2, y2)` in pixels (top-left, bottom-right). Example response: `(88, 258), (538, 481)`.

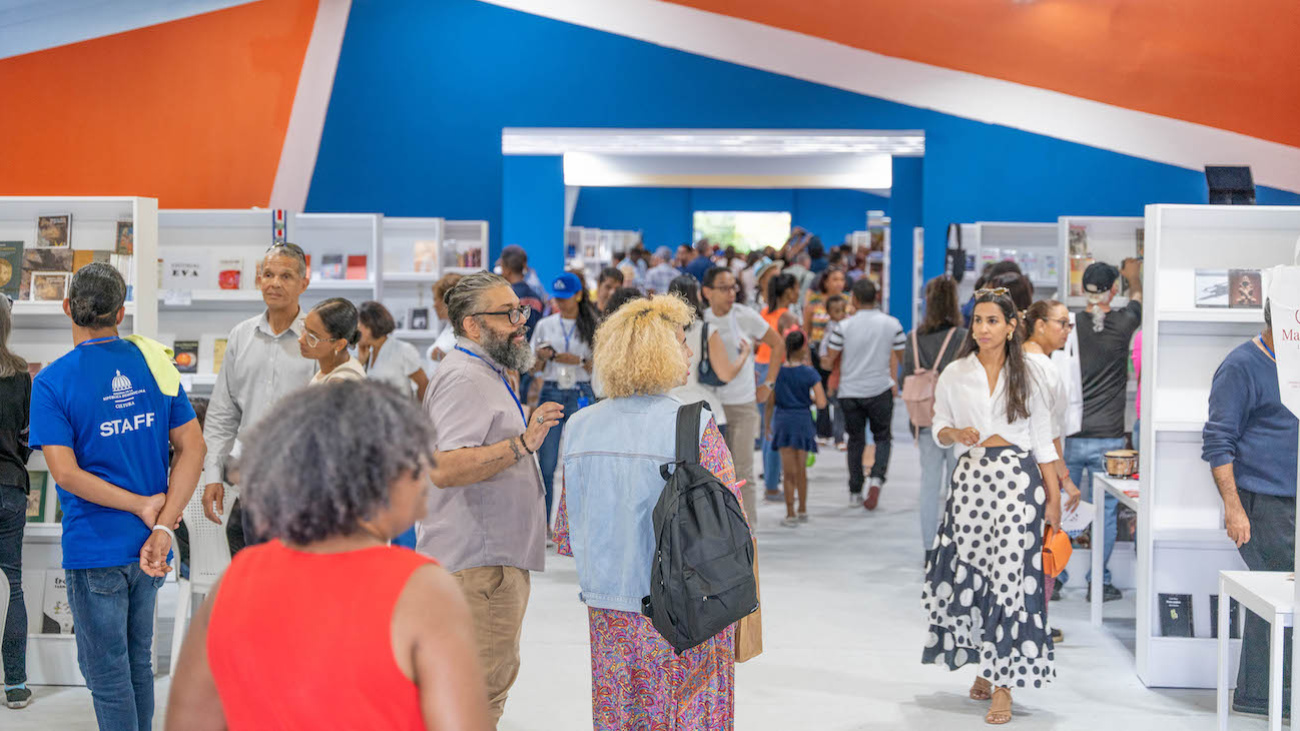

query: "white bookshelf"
(1136, 204), (1300, 689)
(380, 217), (446, 342)
(1058, 216), (1145, 310)
(970, 221), (1060, 296)
(566, 225), (635, 287)
(4, 196), (160, 686)
(155, 210), (384, 395)
(441, 220), (488, 274)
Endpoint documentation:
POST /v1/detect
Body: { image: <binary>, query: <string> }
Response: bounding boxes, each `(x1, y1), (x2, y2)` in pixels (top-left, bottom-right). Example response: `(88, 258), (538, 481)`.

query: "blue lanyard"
(456, 346), (526, 426)
(559, 320), (575, 353)
(78, 336), (119, 348)
(1259, 335), (1277, 361)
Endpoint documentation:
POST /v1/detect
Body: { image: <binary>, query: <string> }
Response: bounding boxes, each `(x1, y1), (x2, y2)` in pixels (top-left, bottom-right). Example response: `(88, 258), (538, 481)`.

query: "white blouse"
(931, 353), (1059, 464)
(1025, 352), (1067, 441)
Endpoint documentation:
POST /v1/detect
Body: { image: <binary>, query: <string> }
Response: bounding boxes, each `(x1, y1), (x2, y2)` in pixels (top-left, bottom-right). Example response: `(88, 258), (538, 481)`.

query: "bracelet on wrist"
(520, 436), (535, 455)
(152, 524), (176, 544)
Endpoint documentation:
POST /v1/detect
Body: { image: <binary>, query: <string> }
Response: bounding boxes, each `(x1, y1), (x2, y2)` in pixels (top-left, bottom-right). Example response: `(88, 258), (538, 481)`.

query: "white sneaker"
(849, 492), (862, 506)
(780, 516), (800, 528)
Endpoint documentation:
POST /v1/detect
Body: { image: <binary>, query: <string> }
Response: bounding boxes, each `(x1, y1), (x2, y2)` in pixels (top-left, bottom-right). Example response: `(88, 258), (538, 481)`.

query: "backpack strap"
(910, 329), (922, 372)
(934, 327), (957, 371)
(675, 401), (705, 465)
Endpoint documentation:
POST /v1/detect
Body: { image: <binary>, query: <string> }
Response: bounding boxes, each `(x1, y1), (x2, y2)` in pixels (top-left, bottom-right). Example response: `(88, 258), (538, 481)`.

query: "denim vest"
(560, 394), (707, 612)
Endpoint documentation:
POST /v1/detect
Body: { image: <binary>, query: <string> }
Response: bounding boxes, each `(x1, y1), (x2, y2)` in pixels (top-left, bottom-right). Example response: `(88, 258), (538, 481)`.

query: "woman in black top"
(904, 276), (968, 551)
(0, 295), (31, 708)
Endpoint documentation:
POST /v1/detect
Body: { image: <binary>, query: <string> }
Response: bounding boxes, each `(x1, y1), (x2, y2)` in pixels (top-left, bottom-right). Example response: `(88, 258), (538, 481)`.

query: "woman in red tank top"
(167, 381), (489, 731)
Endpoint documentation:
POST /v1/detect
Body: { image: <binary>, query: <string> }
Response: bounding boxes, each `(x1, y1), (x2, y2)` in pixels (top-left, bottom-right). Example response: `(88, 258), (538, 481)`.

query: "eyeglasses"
(1053, 318), (1074, 330)
(471, 304), (532, 325)
(710, 283), (741, 293)
(302, 330), (337, 348)
(974, 287), (1009, 297)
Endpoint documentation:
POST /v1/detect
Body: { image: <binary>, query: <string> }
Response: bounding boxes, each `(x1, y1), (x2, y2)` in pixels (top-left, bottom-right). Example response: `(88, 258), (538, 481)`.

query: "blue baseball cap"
(549, 272), (583, 299)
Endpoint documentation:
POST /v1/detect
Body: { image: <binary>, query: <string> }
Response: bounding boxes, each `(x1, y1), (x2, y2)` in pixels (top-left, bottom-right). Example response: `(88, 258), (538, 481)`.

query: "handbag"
(1042, 526), (1073, 578)
(698, 321), (728, 387)
(734, 539), (763, 662)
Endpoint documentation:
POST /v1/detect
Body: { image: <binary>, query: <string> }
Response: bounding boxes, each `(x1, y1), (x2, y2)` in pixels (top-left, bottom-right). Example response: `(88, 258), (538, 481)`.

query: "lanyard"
(79, 336), (120, 348)
(456, 346), (526, 425)
(559, 320), (575, 354)
(1258, 335), (1277, 362)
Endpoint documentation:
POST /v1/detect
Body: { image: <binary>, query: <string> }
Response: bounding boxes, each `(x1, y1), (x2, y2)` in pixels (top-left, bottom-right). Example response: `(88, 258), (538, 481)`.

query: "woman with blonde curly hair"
(554, 295), (745, 730)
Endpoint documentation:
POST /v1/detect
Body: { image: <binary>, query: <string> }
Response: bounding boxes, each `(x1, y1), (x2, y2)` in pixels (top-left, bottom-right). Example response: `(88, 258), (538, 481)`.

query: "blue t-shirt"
(511, 281), (545, 339)
(30, 338), (196, 570)
(686, 257), (715, 283)
(774, 364), (821, 411)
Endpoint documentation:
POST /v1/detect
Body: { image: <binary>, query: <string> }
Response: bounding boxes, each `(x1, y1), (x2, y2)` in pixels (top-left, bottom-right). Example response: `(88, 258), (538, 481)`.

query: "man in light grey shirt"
(825, 277), (905, 510)
(421, 271), (563, 728)
(200, 243), (317, 542)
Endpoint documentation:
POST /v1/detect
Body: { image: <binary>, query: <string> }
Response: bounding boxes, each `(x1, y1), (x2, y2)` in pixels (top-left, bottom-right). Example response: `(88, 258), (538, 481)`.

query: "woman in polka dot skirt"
(920, 289), (1064, 725)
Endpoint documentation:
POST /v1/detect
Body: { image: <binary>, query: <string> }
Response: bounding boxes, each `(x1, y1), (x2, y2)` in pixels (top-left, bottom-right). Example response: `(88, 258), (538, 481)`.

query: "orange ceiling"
(0, 0), (318, 207)
(665, 0), (1300, 148)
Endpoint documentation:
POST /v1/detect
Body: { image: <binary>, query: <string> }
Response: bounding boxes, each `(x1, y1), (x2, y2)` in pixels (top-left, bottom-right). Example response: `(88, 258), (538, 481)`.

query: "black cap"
(1082, 262), (1119, 295)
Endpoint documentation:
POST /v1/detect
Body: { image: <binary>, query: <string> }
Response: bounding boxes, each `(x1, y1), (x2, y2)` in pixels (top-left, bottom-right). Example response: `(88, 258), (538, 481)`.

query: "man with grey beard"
(418, 271), (562, 728)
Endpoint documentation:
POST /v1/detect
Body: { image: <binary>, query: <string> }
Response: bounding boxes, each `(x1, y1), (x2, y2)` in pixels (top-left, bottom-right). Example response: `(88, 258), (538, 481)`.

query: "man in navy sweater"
(1203, 299), (1299, 719)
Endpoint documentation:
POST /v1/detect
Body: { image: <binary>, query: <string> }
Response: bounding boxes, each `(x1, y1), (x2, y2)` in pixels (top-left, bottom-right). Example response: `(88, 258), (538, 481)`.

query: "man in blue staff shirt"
(1204, 299), (1299, 720)
(29, 263), (205, 730)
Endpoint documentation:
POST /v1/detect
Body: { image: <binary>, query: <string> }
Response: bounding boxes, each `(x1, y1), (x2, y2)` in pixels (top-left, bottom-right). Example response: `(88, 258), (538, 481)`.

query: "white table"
(1218, 571), (1294, 731)
(1091, 474), (1139, 627)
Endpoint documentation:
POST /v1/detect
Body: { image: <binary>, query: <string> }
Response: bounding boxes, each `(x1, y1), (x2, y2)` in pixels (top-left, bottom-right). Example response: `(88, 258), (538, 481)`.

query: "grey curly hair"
(239, 380), (435, 544)
(444, 271), (510, 337)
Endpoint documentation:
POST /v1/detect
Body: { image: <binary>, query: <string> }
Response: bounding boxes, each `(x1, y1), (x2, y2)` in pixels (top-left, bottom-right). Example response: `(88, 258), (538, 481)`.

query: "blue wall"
(307, 0), (1300, 327)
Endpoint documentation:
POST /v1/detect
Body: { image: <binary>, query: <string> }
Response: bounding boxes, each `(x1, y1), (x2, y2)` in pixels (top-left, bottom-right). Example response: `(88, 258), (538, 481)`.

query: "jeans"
(755, 362), (782, 494)
(1060, 436), (1126, 586)
(830, 395), (846, 445)
(916, 428), (958, 551)
(537, 381), (596, 524)
(842, 391), (894, 493)
(0, 486), (26, 686)
(1234, 490), (1295, 711)
(66, 563), (165, 731)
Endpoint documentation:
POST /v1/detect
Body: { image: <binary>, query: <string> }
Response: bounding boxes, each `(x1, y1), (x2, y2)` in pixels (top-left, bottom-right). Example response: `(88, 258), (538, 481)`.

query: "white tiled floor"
(6, 432), (1269, 729)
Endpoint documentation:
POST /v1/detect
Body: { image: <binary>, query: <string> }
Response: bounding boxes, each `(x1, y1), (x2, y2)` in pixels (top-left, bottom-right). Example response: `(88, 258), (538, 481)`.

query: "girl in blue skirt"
(765, 330), (827, 527)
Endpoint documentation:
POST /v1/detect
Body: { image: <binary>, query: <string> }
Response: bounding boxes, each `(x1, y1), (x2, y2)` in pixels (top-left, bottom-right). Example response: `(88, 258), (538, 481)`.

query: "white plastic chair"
(169, 485), (234, 674)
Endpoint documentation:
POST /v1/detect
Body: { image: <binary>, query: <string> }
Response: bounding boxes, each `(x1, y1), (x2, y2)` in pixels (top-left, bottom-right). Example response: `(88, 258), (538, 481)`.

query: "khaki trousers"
(453, 565), (531, 728)
(722, 401), (759, 517)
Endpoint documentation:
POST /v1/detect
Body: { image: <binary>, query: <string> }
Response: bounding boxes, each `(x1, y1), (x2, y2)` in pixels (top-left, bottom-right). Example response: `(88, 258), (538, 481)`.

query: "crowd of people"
(0, 223), (1291, 729)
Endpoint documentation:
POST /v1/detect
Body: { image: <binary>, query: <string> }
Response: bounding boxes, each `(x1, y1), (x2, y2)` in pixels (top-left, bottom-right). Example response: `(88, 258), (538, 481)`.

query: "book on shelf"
(36, 214), (71, 249)
(408, 307), (430, 331)
(1209, 595), (1242, 639)
(413, 241), (438, 273)
(30, 272), (70, 302)
(980, 247), (1000, 269)
(162, 255), (209, 289)
(318, 254), (344, 280)
(42, 570), (75, 634)
(346, 255), (368, 281)
(1068, 223), (1089, 257)
(1228, 269), (1262, 309)
(217, 258), (243, 290)
(200, 334), (228, 374)
(1158, 593), (1194, 637)
(19, 248), (72, 300)
(115, 221), (134, 255)
(1068, 257), (1092, 298)
(72, 250), (111, 272)
(0, 241), (22, 299)
(173, 341), (199, 374)
(213, 337), (228, 373)
(1040, 254), (1059, 280)
(1135, 228), (1145, 259)
(1194, 269), (1230, 308)
(26, 472), (47, 522)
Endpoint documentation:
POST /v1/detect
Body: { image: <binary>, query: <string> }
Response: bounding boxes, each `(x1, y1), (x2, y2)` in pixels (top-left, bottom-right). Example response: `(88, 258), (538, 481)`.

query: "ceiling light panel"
(503, 128), (926, 157)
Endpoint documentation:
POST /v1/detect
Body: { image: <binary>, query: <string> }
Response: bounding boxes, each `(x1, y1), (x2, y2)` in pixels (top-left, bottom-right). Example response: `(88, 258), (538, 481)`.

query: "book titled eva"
(1159, 593), (1194, 637)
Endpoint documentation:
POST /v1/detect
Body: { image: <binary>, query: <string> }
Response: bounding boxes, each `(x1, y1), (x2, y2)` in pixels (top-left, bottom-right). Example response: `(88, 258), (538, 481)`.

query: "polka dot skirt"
(920, 445), (1056, 688)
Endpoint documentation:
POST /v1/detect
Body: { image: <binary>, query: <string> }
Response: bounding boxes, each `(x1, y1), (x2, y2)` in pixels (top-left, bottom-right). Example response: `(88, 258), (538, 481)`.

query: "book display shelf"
(1057, 215), (1145, 310)
(380, 217), (449, 343)
(156, 210), (384, 396)
(565, 226), (638, 287)
(441, 220), (489, 275)
(3, 196), (160, 685)
(1136, 204), (1300, 689)
(970, 221), (1060, 297)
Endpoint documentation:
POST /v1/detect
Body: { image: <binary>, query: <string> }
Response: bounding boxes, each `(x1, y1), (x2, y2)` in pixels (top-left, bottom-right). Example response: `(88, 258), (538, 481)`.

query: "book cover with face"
(36, 214), (71, 248)
(0, 241), (23, 299)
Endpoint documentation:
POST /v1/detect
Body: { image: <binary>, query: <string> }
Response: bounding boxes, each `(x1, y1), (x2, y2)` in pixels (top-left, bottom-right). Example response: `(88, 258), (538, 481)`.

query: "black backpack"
(641, 402), (758, 654)
(697, 322), (727, 387)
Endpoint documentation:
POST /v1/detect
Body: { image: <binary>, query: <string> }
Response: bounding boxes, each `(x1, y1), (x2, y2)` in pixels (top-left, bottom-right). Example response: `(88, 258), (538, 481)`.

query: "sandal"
(969, 676), (992, 701)
(986, 687), (1012, 725)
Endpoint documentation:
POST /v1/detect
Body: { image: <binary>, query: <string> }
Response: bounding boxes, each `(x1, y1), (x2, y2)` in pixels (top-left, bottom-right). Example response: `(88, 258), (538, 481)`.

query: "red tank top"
(207, 540), (435, 731)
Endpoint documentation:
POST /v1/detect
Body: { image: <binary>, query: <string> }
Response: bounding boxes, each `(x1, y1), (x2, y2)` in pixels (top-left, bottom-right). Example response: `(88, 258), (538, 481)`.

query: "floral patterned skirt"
(588, 608), (735, 731)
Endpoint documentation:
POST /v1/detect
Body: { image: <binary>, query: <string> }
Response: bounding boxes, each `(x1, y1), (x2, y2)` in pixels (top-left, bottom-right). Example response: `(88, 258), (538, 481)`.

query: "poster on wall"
(1266, 265), (1300, 418)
